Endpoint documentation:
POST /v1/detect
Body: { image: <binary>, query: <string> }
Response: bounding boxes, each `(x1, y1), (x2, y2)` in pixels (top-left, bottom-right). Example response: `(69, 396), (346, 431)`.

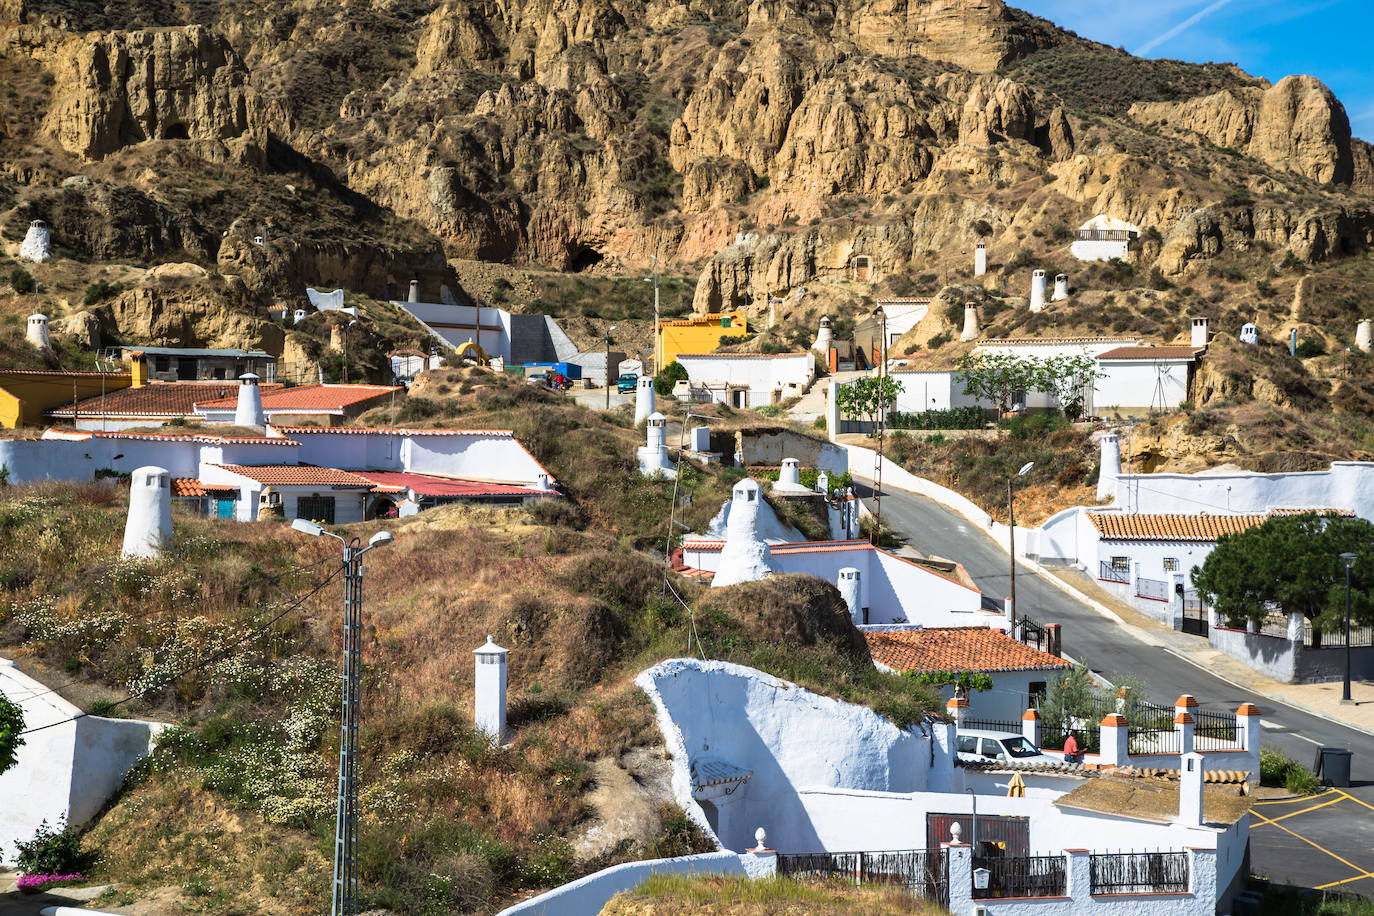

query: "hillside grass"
(603, 874), (946, 915)
(1001, 49), (1255, 115)
(0, 370), (939, 915)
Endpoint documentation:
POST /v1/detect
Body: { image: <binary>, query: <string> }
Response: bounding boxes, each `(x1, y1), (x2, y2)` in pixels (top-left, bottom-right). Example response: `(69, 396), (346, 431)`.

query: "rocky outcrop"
(835, 0), (1065, 72)
(1159, 205), (1374, 275)
(39, 25), (263, 163)
(95, 263), (284, 352)
(1130, 75), (1356, 186)
(19, 179), (215, 262)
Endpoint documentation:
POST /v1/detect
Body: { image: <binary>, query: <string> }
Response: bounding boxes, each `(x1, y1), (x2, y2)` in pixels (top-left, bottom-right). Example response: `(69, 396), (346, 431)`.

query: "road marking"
(1254, 789), (1338, 806)
(1250, 809), (1373, 876)
(1337, 790), (1374, 814)
(1260, 720), (1283, 730)
(1286, 733), (1323, 746)
(1317, 873), (1374, 889)
(1260, 796), (1345, 823)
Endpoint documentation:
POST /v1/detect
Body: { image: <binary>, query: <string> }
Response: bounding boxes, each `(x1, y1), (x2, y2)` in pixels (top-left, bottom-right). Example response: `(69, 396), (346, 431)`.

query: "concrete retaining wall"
(496, 851), (748, 916)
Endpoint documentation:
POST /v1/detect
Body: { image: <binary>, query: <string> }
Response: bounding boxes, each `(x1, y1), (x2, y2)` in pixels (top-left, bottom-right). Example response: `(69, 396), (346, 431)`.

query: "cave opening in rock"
(163, 122), (190, 140)
(569, 246), (604, 272)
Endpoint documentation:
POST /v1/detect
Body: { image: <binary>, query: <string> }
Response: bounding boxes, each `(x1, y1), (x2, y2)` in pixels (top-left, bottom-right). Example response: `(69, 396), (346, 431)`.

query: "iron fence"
(963, 717), (1022, 734)
(1099, 561), (1129, 584)
(1040, 720), (1100, 755)
(1128, 727), (1182, 755)
(973, 855), (1067, 899)
(1136, 701), (1238, 748)
(1304, 620), (1374, 648)
(1019, 615), (1047, 653)
(1076, 228), (1137, 242)
(778, 849), (947, 905)
(1135, 577), (1170, 602)
(1089, 851), (1189, 894)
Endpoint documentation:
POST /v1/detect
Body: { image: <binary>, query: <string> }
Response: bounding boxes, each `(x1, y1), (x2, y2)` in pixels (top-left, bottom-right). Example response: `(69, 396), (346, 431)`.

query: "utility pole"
(290, 521), (394, 916)
(1008, 462), (1034, 636)
(1341, 552), (1357, 703)
(646, 255), (661, 374)
(871, 306), (887, 545)
(604, 325), (618, 410)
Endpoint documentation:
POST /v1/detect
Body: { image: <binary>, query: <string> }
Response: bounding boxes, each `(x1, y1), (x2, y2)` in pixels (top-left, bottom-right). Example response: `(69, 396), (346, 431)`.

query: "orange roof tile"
(980, 337), (1137, 346)
(171, 479), (238, 498)
(865, 627), (1071, 674)
(209, 464), (375, 487)
(195, 384), (399, 412)
(1097, 346), (1203, 360)
(268, 425), (514, 437)
(1089, 513), (1267, 541)
(48, 381), (254, 418)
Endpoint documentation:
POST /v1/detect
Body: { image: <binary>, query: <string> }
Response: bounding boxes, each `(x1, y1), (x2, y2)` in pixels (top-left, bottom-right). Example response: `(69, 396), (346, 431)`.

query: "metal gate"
(778, 848), (947, 906)
(1181, 589), (1208, 637)
(296, 495), (336, 525)
(926, 813), (1029, 858)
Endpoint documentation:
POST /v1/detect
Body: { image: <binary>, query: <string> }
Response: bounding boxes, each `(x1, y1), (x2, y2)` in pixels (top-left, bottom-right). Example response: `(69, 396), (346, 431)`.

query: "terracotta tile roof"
(865, 627), (1072, 674)
(979, 337), (1138, 346)
(209, 464), (375, 487)
(875, 297), (933, 304)
(269, 425), (514, 437)
(194, 384), (400, 412)
(171, 479), (237, 498)
(1090, 513), (1269, 541)
(41, 429), (299, 446)
(48, 382), (250, 418)
(1097, 346), (1203, 360)
(770, 539), (875, 554)
(0, 369), (132, 378)
(356, 471), (556, 497)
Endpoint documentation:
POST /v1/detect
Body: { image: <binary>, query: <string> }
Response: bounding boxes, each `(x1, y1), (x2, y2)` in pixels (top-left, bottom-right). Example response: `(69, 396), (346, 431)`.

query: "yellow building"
(658, 311), (749, 368)
(0, 364), (145, 428)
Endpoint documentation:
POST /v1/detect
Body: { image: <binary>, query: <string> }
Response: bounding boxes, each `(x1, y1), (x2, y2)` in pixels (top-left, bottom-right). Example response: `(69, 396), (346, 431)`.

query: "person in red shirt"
(1062, 731), (1081, 763)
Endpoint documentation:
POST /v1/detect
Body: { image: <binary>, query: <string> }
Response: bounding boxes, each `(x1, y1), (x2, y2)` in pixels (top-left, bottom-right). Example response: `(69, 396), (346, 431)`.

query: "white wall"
(397, 301), (513, 359)
(0, 660), (166, 862)
(678, 354), (814, 407)
(889, 371), (983, 413)
(1096, 359), (1192, 413)
(497, 852), (748, 916)
(943, 670), (1064, 723)
(635, 659), (948, 853)
(275, 429), (551, 486)
(1070, 238), (1132, 262)
(1113, 462), (1374, 520)
(0, 435), (301, 485)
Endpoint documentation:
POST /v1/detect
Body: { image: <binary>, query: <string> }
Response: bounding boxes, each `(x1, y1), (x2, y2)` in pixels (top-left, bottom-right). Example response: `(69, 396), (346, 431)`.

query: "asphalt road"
(856, 477), (1374, 894)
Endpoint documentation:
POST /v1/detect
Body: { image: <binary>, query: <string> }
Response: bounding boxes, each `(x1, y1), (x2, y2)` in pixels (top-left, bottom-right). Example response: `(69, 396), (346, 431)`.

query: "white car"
(956, 728), (1056, 766)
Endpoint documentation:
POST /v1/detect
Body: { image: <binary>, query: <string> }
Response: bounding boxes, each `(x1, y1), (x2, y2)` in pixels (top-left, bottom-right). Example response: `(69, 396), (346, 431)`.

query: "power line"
(16, 558), (347, 737)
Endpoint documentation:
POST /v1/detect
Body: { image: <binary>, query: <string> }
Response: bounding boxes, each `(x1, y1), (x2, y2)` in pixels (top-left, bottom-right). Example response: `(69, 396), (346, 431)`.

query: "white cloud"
(1134, 0), (1239, 55)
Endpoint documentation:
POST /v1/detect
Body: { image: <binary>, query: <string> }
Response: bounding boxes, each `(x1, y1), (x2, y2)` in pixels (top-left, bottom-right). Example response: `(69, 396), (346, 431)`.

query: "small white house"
(676, 352), (815, 408)
(1094, 346), (1202, 415)
(199, 463), (375, 523)
(864, 627), (1071, 723)
(0, 659), (167, 861)
(1071, 215), (1141, 262)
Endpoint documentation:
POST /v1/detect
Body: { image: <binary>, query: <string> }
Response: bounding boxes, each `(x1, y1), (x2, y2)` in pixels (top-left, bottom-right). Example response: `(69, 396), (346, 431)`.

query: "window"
(1163, 557), (1179, 572)
(1029, 680), (1047, 709)
(1110, 556), (1130, 572)
(1000, 737), (1040, 759)
(956, 735), (979, 754)
(978, 738), (1002, 758)
(296, 495), (336, 524)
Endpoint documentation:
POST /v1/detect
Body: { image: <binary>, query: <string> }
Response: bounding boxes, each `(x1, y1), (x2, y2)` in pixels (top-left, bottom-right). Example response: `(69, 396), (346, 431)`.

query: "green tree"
(955, 352), (1049, 415)
(654, 360), (688, 396)
(0, 693), (23, 775)
(1042, 354), (1105, 420)
(1191, 514), (1374, 644)
(835, 375), (904, 429)
(9, 268), (35, 295)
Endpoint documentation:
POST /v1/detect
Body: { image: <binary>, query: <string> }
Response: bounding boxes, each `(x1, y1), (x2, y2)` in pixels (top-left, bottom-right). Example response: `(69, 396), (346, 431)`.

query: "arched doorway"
(852, 255), (873, 282)
(367, 496), (400, 520)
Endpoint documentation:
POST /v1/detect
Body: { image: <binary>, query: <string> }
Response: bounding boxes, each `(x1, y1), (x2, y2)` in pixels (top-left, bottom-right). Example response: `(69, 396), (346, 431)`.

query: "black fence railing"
(1136, 577), (1170, 602)
(973, 855), (1067, 899)
(1090, 851), (1189, 894)
(1099, 561), (1129, 584)
(963, 717), (1022, 734)
(1304, 620), (1374, 648)
(1041, 720), (1101, 755)
(778, 849), (947, 905)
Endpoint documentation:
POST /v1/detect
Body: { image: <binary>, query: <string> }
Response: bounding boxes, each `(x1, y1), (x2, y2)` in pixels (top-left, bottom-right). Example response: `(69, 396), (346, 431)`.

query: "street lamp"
(1341, 552), (1357, 703)
(342, 319), (358, 384)
(870, 305), (889, 545)
(605, 325), (619, 409)
(1008, 461), (1034, 635)
(645, 256), (660, 373)
(291, 519), (394, 916)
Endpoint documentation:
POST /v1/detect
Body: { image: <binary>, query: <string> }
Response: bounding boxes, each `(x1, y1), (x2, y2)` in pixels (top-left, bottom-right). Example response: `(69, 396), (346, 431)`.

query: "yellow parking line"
(1337, 790), (1374, 814)
(1250, 810), (1372, 876)
(1317, 873), (1374, 890)
(1261, 796), (1345, 823)
(1254, 790), (1338, 806)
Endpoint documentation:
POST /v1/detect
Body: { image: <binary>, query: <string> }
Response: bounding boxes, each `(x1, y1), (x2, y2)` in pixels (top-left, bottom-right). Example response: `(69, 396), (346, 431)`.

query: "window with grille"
(296, 495), (336, 524)
(1163, 557), (1179, 572)
(1110, 556), (1130, 571)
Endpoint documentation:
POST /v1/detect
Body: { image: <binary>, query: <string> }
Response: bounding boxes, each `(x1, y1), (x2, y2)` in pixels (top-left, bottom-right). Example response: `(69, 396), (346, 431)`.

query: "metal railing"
(1135, 577), (1169, 602)
(1136, 701), (1238, 748)
(973, 855), (1067, 899)
(1076, 229), (1138, 242)
(1128, 727), (1182, 755)
(1304, 620), (1374, 648)
(1089, 851), (1189, 894)
(963, 717), (1022, 734)
(1041, 721), (1100, 755)
(1099, 561), (1129, 584)
(778, 849), (947, 905)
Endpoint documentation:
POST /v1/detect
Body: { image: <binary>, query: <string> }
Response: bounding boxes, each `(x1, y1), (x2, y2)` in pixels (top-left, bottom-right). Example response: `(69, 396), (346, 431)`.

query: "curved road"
(857, 476), (1374, 895)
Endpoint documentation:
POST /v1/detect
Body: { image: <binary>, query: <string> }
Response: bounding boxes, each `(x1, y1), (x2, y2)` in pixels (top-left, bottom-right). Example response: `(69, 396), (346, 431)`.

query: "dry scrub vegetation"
(0, 369), (938, 915)
(602, 873), (946, 915)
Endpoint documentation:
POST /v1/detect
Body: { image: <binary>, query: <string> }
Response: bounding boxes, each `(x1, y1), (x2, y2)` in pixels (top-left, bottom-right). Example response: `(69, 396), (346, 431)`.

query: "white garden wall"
(496, 851), (748, 916)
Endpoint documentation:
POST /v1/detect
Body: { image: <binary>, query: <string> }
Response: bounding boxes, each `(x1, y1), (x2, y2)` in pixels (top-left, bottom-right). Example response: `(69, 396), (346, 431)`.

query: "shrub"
(526, 498), (587, 530)
(1295, 339), (1326, 359)
(83, 280), (121, 306)
(654, 360), (687, 396)
(15, 820), (89, 876)
(1260, 748), (1321, 794)
(9, 267), (34, 294)
(889, 406), (989, 430)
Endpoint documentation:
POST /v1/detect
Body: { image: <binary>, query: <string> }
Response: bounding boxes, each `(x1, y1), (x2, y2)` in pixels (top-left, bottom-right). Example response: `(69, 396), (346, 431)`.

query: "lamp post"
(871, 305), (888, 545)
(291, 519), (394, 916)
(645, 256), (660, 374)
(605, 325), (618, 409)
(342, 319), (358, 384)
(1008, 462), (1034, 635)
(1341, 552), (1357, 703)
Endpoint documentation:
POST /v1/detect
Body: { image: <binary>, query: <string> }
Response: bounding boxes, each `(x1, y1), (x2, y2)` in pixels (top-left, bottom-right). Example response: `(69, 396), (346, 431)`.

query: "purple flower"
(16, 873), (84, 893)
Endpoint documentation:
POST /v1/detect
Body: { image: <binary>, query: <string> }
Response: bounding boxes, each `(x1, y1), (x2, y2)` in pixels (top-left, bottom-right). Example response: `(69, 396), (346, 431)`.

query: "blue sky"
(1012, 0), (1374, 140)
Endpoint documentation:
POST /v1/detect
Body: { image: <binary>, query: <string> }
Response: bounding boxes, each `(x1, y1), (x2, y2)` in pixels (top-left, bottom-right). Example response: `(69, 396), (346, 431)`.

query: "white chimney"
(959, 302), (980, 342)
(1029, 270), (1048, 312)
(1096, 433), (1121, 501)
(235, 373), (265, 427)
(474, 636), (509, 743)
(407, 279), (420, 303)
(1239, 323), (1259, 345)
(19, 220), (51, 263)
(837, 567), (862, 625)
(690, 425), (711, 453)
(1176, 752), (1205, 828)
(635, 375), (656, 425)
(812, 315), (833, 354)
(1191, 317), (1209, 348)
(293, 309), (308, 325)
(121, 466), (173, 558)
(1357, 320), (1372, 354)
(1052, 274), (1069, 301)
(974, 242), (987, 277)
(637, 411), (676, 478)
(25, 313), (49, 350)
(816, 470), (830, 494)
(779, 457), (801, 488)
(712, 478), (776, 587)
